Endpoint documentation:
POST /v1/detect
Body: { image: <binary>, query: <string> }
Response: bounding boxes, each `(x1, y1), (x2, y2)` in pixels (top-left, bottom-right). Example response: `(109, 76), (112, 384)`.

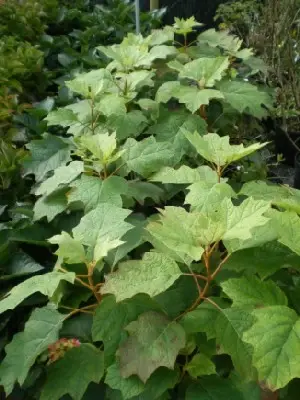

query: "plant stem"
(87, 262), (102, 303)
(182, 273), (207, 281)
(211, 253), (230, 280)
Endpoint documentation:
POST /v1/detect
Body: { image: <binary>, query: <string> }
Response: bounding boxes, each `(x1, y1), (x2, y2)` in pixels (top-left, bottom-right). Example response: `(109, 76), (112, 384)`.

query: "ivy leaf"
(184, 354), (216, 378)
(221, 276), (288, 308)
(120, 136), (176, 178)
(35, 161), (84, 196)
(118, 311), (186, 383)
(0, 305), (64, 395)
(68, 175), (128, 212)
(169, 57), (230, 87)
(243, 306), (300, 390)
(150, 165), (219, 184)
(92, 294), (160, 365)
(40, 344), (104, 400)
(101, 252), (182, 301)
(48, 231), (86, 264)
(146, 207), (205, 264)
(184, 132), (267, 167)
(105, 362), (144, 399)
(33, 187), (68, 222)
(185, 181), (236, 212)
(223, 241), (300, 279)
(217, 80), (273, 118)
(0, 271), (75, 314)
(23, 134), (71, 182)
(45, 108), (78, 127)
(186, 376), (244, 400)
(72, 203), (132, 249)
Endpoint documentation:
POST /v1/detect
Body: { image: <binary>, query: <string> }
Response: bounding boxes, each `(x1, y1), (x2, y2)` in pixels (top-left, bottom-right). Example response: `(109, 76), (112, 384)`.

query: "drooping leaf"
(33, 187), (69, 222)
(35, 161), (84, 196)
(184, 132), (267, 167)
(101, 252), (182, 301)
(186, 376), (244, 400)
(23, 134), (71, 182)
(184, 353), (216, 378)
(0, 305), (64, 395)
(221, 276), (287, 308)
(105, 362), (144, 399)
(45, 108), (78, 127)
(48, 231), (86, 264)
(150, 165), (219, 184)
(118, 311), (186, 383)
(0, 271), (75, 314)
(92, 294), (160, 365)
(243, 306), (300, 390)
(1, 251), (43, 281)
(40, 344), (104, 400)
(68, 175), (128, 212)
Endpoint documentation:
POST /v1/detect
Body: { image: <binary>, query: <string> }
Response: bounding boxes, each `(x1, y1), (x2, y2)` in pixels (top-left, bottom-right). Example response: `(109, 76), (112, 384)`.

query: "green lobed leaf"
(105, 362), (144, 399)
(101, 252), (182, 302)
(0, 271), (75, 315)
(80, 132), (119, 166)
(48, 231), (86, 264)
(270, 210), (300, 255)
(33, 187), (69, 222)
(1, 251), (43, 281)
(0, 305), (64, 395)
(221, 275), (287, 308)
(40, 344), (104, 400)
(243, 306), (300, 390)
(45, 108), (78, 127)
(108, 111), (148, 141)
(184, 353), (216, 378)
(118, 311), (186, 383)
(150, 165), (219, 184)
(186, 376), (244, 400)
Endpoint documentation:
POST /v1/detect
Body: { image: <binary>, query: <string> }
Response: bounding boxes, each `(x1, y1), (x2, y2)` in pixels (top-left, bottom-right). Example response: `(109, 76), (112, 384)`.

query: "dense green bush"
(3, 18), (300, 400)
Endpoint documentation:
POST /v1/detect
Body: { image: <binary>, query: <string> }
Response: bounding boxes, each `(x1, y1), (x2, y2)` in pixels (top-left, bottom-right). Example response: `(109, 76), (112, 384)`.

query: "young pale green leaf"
(23, 134), (71, 182)
(173, 16), (203, 35)
(40, 344), (104, 400)
(72, 203), (132, 249)
(186, 376), (244, 400)
(93, 237), (124, 263)
(149, 26), (174, 46)
(185, 181), (236, 212)
(118, 311), (186, 383)
(184, 353), (216, 378)
(243, 306), (300, 390)
(146, 207), (206, 264)
(221, 276), (287, 308)
(127, 181), (164, 204)
(35, 161), (84, 196)
(48, 231), (86, 264)
(45, 108), (78, 127)
(150, 165), (219, 184)
(34, 187), (68, 222)
(68, 175), (127, 212)
(80, 132), (118, 166)
(184, 132), (267, 167)
(169, 57), (230, 87)
(101, 252), (181, 301)
(217, 80), (273, 118)
(120, 136), (176, 178)
(105, 362), (144, 399)
(1, 251), (43, 281)
(0, 305), (64, 395)
(270, 210), (300, 255)
(109, 110), (148, 141)
(223, 241), (300, 279)
(96, 94), (127, 117)
(92, 294), (160, 365)
(66, 68), (114, 97)
(0, 271), (75, 315)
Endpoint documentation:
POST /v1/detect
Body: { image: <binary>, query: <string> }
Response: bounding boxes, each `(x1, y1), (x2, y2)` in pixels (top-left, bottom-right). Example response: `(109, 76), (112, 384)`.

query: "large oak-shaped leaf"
(101, 252), (181, 301)
(243, 306), (300, 390)
(150, 165), (219, 184)
(118, 311), (186, 383)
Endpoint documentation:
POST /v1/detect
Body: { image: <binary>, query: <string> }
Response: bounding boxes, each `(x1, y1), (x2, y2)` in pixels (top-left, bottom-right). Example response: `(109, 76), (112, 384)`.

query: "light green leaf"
(217, 80), (273, 118)
(72, 203), (132, 249)
(35, 161), (84, 196)
(93, 236), (124, 263)
(119, 311), (186, 383)
(101, 252), (181, 301)
(221, 276), (287, 308)
(150, 165), (219, 184)
(126, 181), (164, 205)
(186, 376), (244, 400)
(23, 134), (71, 182)
(185, 354), (216, 378)
(243, 306), (300, 390)
(33, 187), (68, 222)
(40, 344), (104, 400)
(223, 241), (300, 279)
(80, 132), (119, 165)
(109, 110), (148, 141)
(68, 175), (127, 212)
(120, 136), (176, 177)
(105, 362), (144, 399)
(96, 94), (127, 117)
(184, 132), (267, 167)
(146, 207), (205, 264)
(0, 305), (64, 395)
(173, 16), (203, 36)
(66, 68), (114, 97)
(155, 81), (181, 104)
(49, 231), (86, 264)
(270, 210), (300, 255)
(92, 294), (159, 365)
(149, 26), (174, 46)
(0, 271), (75, 314)
(169, 57), (230, 87)
(185, 181), (235, 212)
(45, 108), (78, 127)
